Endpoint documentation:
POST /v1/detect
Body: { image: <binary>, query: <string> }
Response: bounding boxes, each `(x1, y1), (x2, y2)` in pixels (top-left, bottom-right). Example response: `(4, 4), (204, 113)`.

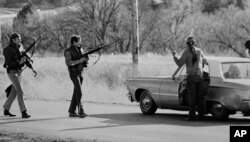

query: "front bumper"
(126, 92), (133, 102)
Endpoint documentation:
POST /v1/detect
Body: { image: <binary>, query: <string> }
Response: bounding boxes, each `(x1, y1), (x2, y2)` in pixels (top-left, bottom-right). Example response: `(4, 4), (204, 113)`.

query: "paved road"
(0, 100), (250, 142)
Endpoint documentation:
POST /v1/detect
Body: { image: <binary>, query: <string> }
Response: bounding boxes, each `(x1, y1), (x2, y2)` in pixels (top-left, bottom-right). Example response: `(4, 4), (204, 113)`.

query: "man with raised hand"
(171, 37), (207, 121)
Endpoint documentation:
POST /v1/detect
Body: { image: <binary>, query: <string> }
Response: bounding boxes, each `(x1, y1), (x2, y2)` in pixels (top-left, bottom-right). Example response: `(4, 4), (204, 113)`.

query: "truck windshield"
(222, 62), (250, 79)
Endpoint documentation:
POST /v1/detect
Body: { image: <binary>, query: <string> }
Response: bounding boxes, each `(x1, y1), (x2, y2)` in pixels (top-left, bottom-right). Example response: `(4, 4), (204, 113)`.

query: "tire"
(139, 91), (157, 115)
(210, 102), (229, 120)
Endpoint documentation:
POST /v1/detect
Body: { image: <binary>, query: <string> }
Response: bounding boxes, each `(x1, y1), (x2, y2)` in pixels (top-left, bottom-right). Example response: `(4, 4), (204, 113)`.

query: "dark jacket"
(65, 46), (87, 72)
(3, 42), (22, 72)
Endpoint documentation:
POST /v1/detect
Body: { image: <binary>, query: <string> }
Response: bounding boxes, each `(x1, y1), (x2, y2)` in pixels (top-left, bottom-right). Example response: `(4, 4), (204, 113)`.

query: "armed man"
(2, 32), (32, 118)
(64, 35), (89, 118)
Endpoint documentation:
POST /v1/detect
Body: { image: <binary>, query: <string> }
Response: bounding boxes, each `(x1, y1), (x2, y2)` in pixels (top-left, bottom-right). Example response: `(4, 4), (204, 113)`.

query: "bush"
(1, 23), (12, 49)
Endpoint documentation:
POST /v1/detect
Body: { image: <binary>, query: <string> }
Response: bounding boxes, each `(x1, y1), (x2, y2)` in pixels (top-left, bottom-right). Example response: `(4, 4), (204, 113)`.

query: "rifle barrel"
(23, 36), (41, 54)
(81, 42), (114, 57)
(81, 47), (103, 57)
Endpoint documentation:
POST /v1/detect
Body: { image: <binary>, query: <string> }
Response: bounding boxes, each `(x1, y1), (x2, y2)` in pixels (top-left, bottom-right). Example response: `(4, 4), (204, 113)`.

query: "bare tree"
(207, 8), (246, 57)
(158, 6), (190, 52)
(68, 0), (120, 51)
(209, 28), (245, 57)
(139, 4), (160, 51)
(42, 14), (74, 52)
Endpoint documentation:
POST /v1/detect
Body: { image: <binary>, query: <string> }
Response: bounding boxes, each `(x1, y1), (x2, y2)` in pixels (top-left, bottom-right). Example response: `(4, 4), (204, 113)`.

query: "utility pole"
(0, 18), (2, 54)
(131, 0), (139, 76)
(136, 0), (139, 52)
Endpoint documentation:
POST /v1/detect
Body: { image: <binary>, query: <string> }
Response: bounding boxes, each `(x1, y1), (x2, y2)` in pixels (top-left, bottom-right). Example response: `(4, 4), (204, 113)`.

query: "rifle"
(18, 36), (41, 76)
(81, 44), (109, 57)
(20, 36), (41, 58)
(80, 43), (111, 68)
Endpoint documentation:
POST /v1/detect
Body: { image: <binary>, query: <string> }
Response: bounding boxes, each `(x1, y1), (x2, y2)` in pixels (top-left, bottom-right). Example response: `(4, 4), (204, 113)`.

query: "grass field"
(0, 54), (176, 104)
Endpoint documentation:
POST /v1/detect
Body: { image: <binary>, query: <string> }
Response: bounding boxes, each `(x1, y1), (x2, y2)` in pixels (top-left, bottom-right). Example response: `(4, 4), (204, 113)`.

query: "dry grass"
(0, 131), (91, 142)
(0, 54), (176, 104)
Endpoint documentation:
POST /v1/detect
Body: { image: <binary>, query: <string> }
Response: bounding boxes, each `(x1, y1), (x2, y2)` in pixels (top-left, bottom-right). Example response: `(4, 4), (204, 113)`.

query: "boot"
(4, 109), (16, 117)
(22, 110), (31, 118)
(69, 112), (78, 117)
(78, 106), (88, 118)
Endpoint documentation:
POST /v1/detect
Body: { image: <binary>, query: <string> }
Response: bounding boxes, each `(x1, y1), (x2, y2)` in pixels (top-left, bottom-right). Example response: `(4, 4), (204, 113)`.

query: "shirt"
(64, 45), (86, 72)
(173, 46), (207, 76)
(3, 42), (21, 71)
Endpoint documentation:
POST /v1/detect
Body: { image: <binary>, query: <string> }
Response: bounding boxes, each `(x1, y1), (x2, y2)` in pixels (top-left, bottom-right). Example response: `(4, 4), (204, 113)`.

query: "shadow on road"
(60, 112), (250, 131)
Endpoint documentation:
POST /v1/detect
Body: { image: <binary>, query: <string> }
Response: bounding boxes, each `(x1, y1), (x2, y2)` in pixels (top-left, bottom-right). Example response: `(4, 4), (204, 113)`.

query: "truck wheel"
(140, 91), (157, 115)
(210, 102), (229, 120)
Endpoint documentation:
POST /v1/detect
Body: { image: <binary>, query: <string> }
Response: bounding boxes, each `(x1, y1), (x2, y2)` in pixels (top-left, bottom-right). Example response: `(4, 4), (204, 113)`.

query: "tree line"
(1, 0), (250, 56)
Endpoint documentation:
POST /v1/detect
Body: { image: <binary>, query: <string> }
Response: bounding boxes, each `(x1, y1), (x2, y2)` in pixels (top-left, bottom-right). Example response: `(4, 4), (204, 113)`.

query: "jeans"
(3, 70), (27, 112)
(186, 74), (205, 119)
(68, 70), (83, 113)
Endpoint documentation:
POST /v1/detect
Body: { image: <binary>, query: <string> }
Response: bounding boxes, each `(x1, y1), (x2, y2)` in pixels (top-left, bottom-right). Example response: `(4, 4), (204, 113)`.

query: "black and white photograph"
(1, 0), (250, 142)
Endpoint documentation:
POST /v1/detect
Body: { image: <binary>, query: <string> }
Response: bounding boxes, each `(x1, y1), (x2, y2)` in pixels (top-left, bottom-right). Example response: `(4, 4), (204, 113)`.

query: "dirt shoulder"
(0, 130), (87, 142)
